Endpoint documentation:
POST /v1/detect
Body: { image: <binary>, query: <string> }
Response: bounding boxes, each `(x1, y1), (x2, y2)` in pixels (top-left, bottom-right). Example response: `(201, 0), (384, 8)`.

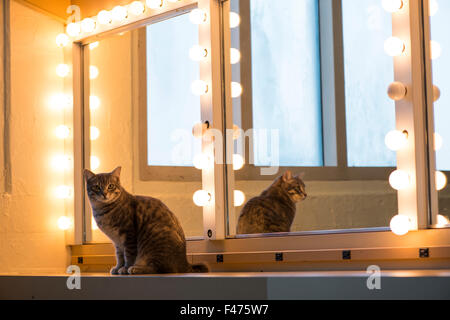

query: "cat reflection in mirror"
(84, 167), (208, 275)
(237, 171), (307, 235)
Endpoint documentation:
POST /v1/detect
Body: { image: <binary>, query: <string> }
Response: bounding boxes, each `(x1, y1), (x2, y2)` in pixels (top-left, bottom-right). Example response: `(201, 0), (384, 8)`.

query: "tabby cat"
(84, 167), (208, 274)
(237, 171), (307, 234)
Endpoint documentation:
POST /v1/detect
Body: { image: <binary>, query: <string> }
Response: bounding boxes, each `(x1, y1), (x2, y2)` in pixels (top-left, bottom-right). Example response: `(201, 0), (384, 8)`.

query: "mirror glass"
(226, 0), (398, 236)
(428, 0), (450, 227)
(85, 12), (204, 242)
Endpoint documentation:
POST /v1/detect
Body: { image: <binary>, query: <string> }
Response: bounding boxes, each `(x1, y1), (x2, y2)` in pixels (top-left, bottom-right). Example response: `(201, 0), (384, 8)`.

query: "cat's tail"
(189, 263), (209, 273)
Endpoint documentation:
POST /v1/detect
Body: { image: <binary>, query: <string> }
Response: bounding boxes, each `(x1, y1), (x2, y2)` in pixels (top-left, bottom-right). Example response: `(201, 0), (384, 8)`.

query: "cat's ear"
(111, 166), (122, 178)
(282, 170), (293, 182)
(84, 169), (95, 181)
(296, 172), (306, 180)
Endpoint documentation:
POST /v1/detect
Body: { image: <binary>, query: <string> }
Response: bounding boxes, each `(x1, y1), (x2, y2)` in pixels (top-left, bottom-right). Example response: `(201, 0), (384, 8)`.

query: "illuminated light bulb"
(193, 154), (213, 170)
(56, 64), (70, 78)
(429, 0), (439, 17)
(230, 48), (241, 64)
(231, 82), (243, 98)
(189, 9), (208, 24)
(90, 126), (100, 140)
(130, 1), (145, 15)
(90, 66), (99, 79)
(192, 122), (209, 138)
(81, 18), (96, 33)
(232, 154), (245, 171)
(50, 93), (72, 110)
(389, 170), (410, 190)
(90, 156), (100, 171)
(55, 125), (70, 139)
(433, 85), (441, 102)
(384, 37), (406, 56)
(56, 33), (70, 47)
(146, 0), (163, 9)
(193, 190), (211, 207)
(437, 214), (449, 226)
(233, 124), (241, 140)
(385, 130), (408, 151)
(57, 216), (72, 230)
(390, 215), (411, 236)
(51, 155), (72, 171)
(90, 95), (101, 111)
(381, 0), (403, 13)
(191, 80), (208, 96)
(229, 12), (241, 28)
(431, 40), (442, 60)
(436, 171), (447, 191)
(55, 186), (72, 199)
(435, 133), (443, 151)
(98, 10), (112, 25)
(234, 190), (246, 207)
(89, 41), (99, 50)
(112, 5), (128, 22)
(66, 22), (81, 37)
(92, 217), (99, 230)
(189, 45), (208, 61)
(387, 81), (407, 101)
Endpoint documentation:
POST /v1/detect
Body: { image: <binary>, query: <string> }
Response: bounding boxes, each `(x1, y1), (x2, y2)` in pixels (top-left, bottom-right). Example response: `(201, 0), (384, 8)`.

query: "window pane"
(147, 14), (201, 166)
(342, 0), (396, 167)
(250, 0), (323, 167)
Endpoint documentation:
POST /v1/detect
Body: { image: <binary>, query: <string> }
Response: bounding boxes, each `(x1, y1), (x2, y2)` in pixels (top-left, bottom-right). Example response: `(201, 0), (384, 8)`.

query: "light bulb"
(51, 155), (72, 171)
(90, 156), (100, 171)
(387, 82), (407, 101)
(112, 6), (128, 21)
(66, 22), (81, 37)
(382, 0), (403, 13)
(231, 82), (243, 98)
(390, 215), (411, 236)
(435, 133), (443, 151)
(146, 0), (163, 9)
(437, 214), (449, 226)
(193, 154), (213, 170)
(192, 122), (208, 138)
(81, 18), (96, 33)
(56, 64), (70, 78)
(55, 125), (70, 139)
(90, 126), (100, 140)
(130, 1), (145, 15)
(429, 0), (439, 17)
(98, 10), (112, 25)
(193, 190), (211, 207)
(229, 12), (241, 28)
(57, 216), (72, 230)
(191, 80), (208, 96)
(189, 45), (208, 61)
(50, 93), (72, 110)
(384, 37), (405, 56)
(90, 95), (101, 111)
(230, 48), (241, 64)
(92, 217), (99, 230)
(90, 66), (99, 79)
(89, 41), (99, 50)
(389, 170), (410, 190)
(55, 186), (72, 199)
(385, 130), (408, 151)
(433, 85), (441, 102)
(56, 33), (70, 47)
(233, 154), (245, 171)
(431, 40), (442, 60)
(436, 171), (447, 191)
(189, 9), (208, 24)
(234, 190), (246, 207)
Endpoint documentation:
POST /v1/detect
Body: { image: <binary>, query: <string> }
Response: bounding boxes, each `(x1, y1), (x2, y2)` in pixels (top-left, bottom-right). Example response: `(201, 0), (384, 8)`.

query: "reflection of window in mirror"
(85, 13), (204, 243)
(428, 0), (450, 227)
(227, 0), (398, 236)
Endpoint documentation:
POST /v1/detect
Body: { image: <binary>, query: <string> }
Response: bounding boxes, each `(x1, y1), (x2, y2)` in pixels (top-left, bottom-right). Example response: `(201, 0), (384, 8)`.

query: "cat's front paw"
(110, 266), (122, 275)
(117, 266), (129, 275)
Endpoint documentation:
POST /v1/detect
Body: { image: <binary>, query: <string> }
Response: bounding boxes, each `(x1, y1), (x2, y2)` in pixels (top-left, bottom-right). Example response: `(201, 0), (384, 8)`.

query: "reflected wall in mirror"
(428, 0), (450, 227)
(226, 0), (399, 236)
(85, 12), (204, 242)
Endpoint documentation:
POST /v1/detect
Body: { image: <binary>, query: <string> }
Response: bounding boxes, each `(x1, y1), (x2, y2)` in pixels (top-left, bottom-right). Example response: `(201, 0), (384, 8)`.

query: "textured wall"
(0, 1), (69, 274)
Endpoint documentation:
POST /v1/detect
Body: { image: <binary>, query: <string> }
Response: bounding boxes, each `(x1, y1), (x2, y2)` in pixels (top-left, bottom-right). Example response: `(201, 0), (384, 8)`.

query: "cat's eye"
(92, 186), (101, 192)
(107, 184), (115, 191)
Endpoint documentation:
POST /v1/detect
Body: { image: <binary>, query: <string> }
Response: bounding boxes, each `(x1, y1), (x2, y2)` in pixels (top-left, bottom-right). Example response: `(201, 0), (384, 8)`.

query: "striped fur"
(84, 167), (208, 275)
(237, 171), (307, 235)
